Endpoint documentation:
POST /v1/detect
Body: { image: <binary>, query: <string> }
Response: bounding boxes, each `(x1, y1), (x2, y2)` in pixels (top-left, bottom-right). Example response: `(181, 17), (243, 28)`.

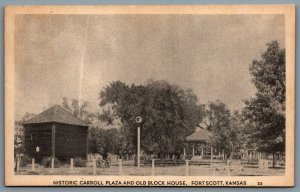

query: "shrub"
(202, 155), (212, 159)
(41, 157), (61, 168)
(230, 152), (241, 160)
(73, 157), (87, 167)
(19, 155), (31, 167)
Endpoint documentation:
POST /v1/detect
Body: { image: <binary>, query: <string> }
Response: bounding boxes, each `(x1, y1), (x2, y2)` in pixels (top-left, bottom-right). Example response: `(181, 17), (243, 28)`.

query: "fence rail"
(15, 157), (285, 176)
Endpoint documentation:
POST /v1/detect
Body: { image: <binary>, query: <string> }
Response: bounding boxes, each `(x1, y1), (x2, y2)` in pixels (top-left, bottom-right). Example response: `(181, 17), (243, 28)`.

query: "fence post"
(185, 160), (189, 176)
(259, 159), (263, 170)
(93, 158), (96, 175)
(16, 156), (20, 172)
(32, 158), (35, 171)
(118, 159), (122, 175)
(151, 159), (155, 176)
(264, 160), (269, 170)
(222, 150), (225, 160)
(226, 160), (231, 176)
(70, 158), (74, 172)
(51, 158), (54, 173)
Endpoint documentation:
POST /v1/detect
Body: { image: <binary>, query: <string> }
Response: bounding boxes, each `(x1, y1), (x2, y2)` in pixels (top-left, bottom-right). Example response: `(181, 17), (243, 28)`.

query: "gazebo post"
(192, 144), (195, 157)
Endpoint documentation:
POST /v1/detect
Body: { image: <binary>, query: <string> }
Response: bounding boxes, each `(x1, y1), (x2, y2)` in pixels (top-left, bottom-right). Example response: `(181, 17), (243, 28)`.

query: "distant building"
(23, 105), (89, 162)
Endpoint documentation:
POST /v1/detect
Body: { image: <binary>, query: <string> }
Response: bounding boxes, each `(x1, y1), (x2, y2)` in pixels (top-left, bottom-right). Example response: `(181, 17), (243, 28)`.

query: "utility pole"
(137, 126), (141, 168)
(135, 116), (143, 168)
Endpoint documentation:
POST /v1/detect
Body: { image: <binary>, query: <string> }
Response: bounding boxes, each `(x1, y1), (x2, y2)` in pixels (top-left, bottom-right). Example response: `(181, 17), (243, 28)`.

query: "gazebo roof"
(23, 105), (88, 127)
(185, 128), (214, 142)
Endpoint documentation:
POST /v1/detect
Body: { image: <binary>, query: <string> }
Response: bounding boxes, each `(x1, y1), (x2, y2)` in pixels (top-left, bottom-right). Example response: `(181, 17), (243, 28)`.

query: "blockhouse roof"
(23, 105), (88, 127)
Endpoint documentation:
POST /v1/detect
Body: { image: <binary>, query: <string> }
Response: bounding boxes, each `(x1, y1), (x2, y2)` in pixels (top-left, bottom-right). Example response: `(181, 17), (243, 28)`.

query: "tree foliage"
(229, 111), (251, 152)
(200, 100), (233, 153)
(14, 113), (36, 155)
(88, 127), (123, 155)
(99, 80), (205, 154)
(62, 97), (90, 121)
(243, 41), (285, 154)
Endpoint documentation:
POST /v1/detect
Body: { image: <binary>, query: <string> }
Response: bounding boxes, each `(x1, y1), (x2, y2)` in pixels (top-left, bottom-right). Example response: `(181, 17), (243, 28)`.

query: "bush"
(19, 155), (31, 167)
(73, 157), (87, 167)
(202, 155), (212, 159)
(41, 157), (61, 168)
(230, 152), (241, 160)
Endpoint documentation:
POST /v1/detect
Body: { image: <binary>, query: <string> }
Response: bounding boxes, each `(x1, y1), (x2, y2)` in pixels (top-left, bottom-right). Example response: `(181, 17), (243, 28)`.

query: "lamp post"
(135, 116), (143, 168)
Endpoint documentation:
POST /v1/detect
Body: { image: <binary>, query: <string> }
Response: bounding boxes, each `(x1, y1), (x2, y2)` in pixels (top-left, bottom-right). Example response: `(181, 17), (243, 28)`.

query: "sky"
(14, 14), (285, 120)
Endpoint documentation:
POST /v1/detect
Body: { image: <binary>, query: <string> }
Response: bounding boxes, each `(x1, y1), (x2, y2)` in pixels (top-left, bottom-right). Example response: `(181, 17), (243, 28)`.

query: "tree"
(200, 100), (233, 155)
(88, 127), (122, 156)
(14, 113), (36, 155)
(61, 97), (90, 123)
(87, 109), (124, 156)
(229, 110), (251, 154)
(243, 41), (285, 166)
(249, 41), (285, 115)
(99, 80), (205, 157)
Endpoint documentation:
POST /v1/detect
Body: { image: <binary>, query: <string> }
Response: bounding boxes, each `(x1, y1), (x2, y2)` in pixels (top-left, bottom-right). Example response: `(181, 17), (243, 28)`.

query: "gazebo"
(185, 128), (216, 159)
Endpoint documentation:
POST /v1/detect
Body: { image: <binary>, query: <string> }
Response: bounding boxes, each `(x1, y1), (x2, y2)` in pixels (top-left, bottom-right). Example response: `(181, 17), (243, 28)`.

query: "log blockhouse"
(23, 105), (89, 162)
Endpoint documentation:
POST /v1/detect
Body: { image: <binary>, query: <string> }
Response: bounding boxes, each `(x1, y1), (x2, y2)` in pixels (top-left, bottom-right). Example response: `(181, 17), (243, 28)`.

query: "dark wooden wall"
(24, 123), (52, 158)
(24, 122), (88, 161)
(55, 123), (88, 160)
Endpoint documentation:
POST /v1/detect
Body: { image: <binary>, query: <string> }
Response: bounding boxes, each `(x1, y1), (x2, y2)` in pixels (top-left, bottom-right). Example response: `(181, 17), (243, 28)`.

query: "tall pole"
(135, 116), (143, 168)
(137, 126), (141, 168)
